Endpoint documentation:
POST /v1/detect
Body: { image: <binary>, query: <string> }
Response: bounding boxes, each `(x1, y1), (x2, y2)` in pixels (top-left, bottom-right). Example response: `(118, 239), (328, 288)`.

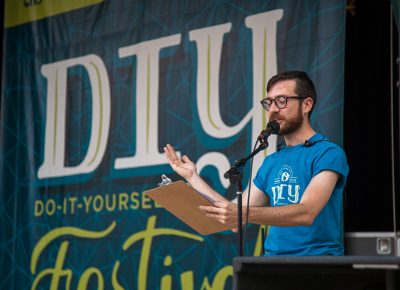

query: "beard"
(271, 107), (304, 136)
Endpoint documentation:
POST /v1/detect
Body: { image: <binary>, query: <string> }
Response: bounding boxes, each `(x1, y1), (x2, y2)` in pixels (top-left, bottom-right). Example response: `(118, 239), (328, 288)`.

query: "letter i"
(160, 255), (173, 290)
(63, 197), (67, 215)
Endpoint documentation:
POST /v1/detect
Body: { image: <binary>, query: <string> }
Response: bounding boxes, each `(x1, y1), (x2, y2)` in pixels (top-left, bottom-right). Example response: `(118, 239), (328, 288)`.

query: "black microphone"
(304, 139), (316, 147)
(257, 120), (280, 143)
(224, 120), (280, 180)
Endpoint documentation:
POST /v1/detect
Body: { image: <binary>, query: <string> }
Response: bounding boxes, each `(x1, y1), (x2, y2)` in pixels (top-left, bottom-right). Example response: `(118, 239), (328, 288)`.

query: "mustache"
(269, 113), (281, 121)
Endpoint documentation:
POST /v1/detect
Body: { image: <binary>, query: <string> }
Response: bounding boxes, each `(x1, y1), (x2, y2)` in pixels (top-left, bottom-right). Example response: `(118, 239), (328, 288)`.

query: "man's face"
(267, 79), (304, 136)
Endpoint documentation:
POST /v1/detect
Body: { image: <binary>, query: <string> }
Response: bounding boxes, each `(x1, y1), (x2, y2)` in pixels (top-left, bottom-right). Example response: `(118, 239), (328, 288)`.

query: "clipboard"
(144, 180), (231, 235)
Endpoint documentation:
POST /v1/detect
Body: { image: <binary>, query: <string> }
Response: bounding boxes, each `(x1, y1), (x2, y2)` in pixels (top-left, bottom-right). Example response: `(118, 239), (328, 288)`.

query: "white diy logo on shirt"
(271, 165), (301, 205)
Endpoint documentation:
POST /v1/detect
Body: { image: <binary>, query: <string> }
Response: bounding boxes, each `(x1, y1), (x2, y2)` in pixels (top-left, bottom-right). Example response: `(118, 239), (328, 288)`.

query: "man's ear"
(303, 97), (313, 114)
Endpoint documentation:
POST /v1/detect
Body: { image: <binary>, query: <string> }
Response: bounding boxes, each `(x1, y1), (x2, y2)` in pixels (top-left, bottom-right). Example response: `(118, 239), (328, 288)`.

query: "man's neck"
(283, 123), (316, 147)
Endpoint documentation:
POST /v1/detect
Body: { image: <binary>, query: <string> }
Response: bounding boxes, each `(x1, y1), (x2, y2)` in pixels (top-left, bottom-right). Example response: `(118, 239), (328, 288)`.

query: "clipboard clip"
(158, 174), (172, 187)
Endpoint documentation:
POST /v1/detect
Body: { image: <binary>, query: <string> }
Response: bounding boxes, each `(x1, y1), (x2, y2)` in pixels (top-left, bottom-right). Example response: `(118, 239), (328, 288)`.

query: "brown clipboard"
(144, 180), (231, 235)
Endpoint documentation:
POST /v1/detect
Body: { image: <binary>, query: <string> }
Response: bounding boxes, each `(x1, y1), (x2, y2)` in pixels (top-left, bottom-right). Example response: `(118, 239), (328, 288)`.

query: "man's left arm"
(200, 170), (340, 228)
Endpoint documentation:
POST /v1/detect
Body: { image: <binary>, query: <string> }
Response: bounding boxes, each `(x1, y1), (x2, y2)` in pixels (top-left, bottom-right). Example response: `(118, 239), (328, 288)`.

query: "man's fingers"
(167, 144), (178, 157)
(199, 205), (223, 214)
(204, 213), (227, 224)
(163, 144), (174, 157)
(163, 146), (172, 160)
(199, 204), (237, 227)
(181, 155), (191, 163)
(164, 144), (182, 166)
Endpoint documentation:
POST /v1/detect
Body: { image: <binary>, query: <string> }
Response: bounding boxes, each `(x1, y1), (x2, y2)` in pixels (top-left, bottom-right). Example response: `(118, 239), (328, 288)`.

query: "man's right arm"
(163, 144), (226, 202)
(164, 144), (269, 206)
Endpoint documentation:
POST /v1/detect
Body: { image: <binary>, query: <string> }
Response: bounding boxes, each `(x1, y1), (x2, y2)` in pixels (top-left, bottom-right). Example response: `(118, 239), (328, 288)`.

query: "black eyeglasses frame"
(260, 95), (307, 111)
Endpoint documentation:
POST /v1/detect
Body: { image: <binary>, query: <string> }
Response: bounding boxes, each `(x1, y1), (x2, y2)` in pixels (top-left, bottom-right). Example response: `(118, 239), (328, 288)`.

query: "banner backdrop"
(1, 1), (346, 289)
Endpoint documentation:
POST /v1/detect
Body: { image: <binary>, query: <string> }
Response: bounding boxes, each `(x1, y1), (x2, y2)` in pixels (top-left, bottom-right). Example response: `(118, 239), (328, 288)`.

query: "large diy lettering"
(37, 10), (283, 181)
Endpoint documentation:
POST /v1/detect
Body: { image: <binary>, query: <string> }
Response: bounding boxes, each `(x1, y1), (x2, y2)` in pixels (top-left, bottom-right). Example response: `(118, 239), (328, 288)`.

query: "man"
(164, 71), (349, 256)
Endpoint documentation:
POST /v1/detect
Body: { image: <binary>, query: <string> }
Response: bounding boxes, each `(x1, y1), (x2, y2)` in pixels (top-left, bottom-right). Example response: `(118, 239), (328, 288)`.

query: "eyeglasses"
(260, 95), (307, 111)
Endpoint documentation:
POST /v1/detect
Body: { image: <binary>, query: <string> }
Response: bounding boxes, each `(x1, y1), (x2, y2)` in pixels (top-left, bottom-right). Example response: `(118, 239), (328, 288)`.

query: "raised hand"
(163, 144), (197, 180)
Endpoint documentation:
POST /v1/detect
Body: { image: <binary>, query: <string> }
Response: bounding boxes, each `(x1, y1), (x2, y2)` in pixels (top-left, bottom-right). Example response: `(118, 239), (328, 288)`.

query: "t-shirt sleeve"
(313, 145), (349, 182)
(253, 158), (269, 195)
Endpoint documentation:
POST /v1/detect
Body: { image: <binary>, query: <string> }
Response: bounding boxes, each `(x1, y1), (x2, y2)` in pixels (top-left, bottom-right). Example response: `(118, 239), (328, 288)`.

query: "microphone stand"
(224, 140), (269, 256)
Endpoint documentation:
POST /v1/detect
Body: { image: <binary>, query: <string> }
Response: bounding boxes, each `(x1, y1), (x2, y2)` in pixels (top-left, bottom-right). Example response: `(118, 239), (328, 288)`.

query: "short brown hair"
(267, 71), (317, 117)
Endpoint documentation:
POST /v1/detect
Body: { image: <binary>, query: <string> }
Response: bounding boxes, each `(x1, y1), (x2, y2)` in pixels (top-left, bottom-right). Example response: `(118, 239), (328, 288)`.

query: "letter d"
(38, 54), (110, 179)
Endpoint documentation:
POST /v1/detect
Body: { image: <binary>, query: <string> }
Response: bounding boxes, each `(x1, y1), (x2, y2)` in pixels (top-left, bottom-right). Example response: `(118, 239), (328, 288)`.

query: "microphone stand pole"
(224, 141), (269, 256)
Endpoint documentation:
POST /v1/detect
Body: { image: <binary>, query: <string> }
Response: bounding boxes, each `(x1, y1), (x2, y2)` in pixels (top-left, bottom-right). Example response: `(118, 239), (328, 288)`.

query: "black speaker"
(233, 256), (400, 290)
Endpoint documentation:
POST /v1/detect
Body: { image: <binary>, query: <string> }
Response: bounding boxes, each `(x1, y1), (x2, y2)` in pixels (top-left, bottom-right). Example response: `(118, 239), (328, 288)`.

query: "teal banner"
(1, 1), (346, 289)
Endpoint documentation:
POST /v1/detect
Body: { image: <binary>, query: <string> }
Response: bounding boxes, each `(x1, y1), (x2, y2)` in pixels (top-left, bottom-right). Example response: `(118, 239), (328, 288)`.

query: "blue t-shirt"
(253, 133), (349, 256)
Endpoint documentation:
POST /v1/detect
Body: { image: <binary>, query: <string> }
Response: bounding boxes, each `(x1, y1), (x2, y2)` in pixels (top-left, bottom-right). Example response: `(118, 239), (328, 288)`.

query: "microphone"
(257, 120), (280, 143)
(304, 139), (316, 147)
(224, 121), (279, 180)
